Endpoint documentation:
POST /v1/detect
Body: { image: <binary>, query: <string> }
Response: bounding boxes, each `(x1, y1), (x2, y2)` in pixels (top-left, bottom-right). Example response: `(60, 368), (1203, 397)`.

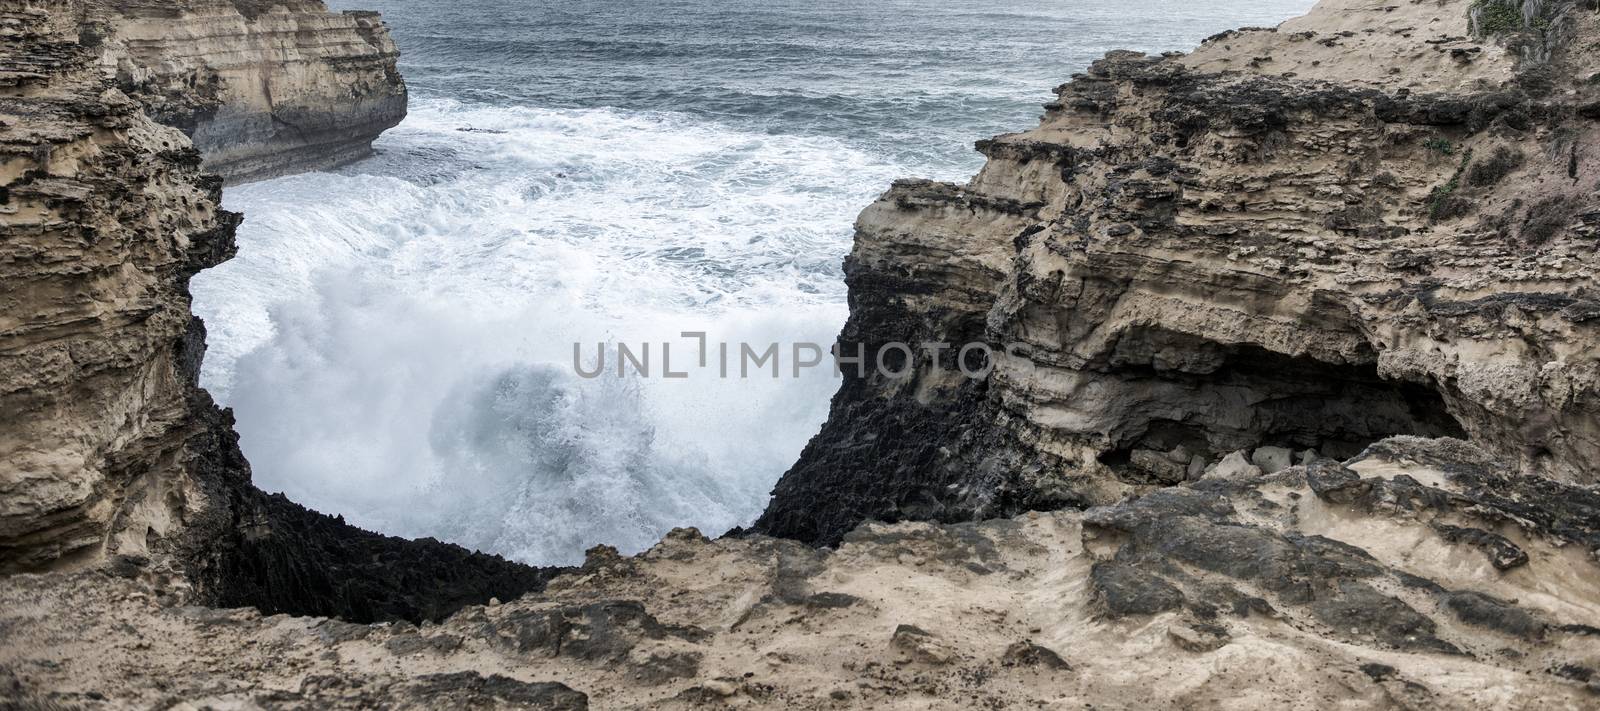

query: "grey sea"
(192, 0), (1317, 565)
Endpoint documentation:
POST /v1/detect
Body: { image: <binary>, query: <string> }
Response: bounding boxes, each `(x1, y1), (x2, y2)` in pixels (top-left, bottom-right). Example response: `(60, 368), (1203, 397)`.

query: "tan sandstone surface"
(4, 438), (1600, 708)
(88, 0), (406, 183)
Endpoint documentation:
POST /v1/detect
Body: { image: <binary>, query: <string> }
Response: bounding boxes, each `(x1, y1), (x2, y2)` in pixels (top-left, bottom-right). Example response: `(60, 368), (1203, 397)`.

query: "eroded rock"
(97, 0), (407, 182)
(1000, 640), (1071, 670)
(0, 0), (552, 623)
(754, 0), (1600, 547)
(891, 624), (957, 666)
(1167, 622), (1231, 653)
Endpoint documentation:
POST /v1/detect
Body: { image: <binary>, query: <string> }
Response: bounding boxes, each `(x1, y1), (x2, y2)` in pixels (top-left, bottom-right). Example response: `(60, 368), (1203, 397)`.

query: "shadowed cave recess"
(1088, 333), (1469, 482)
(748, 324), (1473, 547)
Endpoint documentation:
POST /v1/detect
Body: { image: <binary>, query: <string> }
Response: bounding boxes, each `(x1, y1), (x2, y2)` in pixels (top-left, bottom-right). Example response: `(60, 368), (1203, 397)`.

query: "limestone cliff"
(755, 0), (1600, 545)
(0, 0), (236, 573)
(0, 0), (544, 620)
(87, 0), (406, 183)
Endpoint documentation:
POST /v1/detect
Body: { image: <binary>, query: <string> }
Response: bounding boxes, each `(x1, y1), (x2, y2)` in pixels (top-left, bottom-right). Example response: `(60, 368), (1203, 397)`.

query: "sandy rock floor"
(4, 439), (1597, 709)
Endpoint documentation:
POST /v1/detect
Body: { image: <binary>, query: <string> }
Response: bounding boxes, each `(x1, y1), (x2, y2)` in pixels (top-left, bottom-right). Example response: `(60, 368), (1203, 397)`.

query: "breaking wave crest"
(195, 0), (1319, 565)
(193, 98), (892, 564)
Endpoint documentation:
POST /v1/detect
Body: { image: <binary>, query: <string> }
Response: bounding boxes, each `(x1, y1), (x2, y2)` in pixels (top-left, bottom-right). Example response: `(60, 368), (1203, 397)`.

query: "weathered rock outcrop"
(0, 0), (543, 621)
(86, 0), (406, 183)
(755, 0), (1600, 546)
(4, 437), (1599, 707)
(3, 0), (1600, 707)
(0, 0), (236, 573)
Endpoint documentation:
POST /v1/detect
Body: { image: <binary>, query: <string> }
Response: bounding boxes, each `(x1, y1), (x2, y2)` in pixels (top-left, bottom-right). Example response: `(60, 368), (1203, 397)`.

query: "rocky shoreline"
(2, 0), (1599, 708)
(0, 0), (546, 623)
(88, 0), (407, 183)
(755, 0), (1600, 545)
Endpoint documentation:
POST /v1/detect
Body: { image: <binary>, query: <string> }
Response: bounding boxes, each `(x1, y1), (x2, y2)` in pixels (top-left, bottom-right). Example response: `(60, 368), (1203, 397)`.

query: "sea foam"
(193, 99), (891, 564)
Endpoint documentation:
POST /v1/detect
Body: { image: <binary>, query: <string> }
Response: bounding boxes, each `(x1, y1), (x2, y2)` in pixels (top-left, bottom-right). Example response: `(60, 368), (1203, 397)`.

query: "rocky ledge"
(755, 0), (1600, 545)
(84, 0), (406, 183)
(4, 437), (1599, 707)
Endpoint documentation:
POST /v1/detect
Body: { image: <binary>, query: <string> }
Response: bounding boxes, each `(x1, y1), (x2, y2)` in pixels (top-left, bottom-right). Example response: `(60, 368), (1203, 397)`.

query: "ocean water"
(191, 0), (1316, 566)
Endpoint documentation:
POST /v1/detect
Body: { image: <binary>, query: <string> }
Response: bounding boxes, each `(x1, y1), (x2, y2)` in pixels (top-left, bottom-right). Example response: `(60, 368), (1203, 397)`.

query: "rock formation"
(5, 442), (1600, 707)
(0, 0), (545, 622)
(87, 0), (406, 183)
(2, 0), (1599, 707)
(755, 0), (1600, 546)
(1, 0), (238, 575)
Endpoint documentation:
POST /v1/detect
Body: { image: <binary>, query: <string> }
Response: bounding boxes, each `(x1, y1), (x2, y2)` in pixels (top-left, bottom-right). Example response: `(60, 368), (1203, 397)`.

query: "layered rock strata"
(0, 0), (543, 621)
(755, 0), (1600, 545)
(87, 0), (406, 183)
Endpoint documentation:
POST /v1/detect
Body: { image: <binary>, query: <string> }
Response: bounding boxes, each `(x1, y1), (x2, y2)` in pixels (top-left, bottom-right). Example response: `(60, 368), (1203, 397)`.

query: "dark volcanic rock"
(188, 405), (559, 624)
(1441, 591), (1547, 640)
(1308, 581), (1457, 653)
(1432, 524), (1529, 571)
(1090, 560), (1185, 616)
(1306, 461), (1369, 502)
